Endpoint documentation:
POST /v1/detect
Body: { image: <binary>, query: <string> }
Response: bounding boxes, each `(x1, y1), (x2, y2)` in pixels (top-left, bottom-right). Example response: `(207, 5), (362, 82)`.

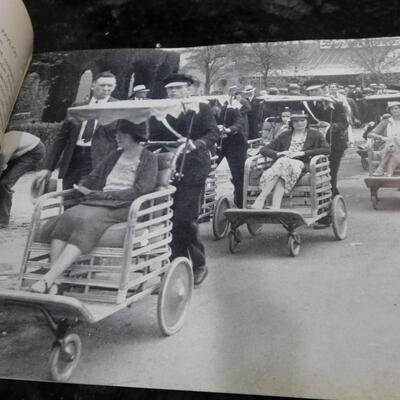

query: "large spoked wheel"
(212, 196), (231, 240)
(288, 233), (301, 257)
(331, 195), (348, 240)
(228, 229), (242, 254)
(247, 222), (263, 236)
(49, 333), (82, 382)
(157, 257), (193, 336)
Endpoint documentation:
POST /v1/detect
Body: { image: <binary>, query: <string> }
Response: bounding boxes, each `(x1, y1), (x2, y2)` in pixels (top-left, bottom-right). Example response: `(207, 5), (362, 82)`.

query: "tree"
(232, 42), (306, 87)
(350, 40), (400, 83)
(181, 45), (231, 94)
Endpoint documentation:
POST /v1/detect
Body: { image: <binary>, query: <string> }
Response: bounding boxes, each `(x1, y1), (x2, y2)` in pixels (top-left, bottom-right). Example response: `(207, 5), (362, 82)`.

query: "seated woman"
(252, 111), (330, 209)
(368, 101), (400, 176)
(262, 107), (291, 143)
(30, 119), (158, 293)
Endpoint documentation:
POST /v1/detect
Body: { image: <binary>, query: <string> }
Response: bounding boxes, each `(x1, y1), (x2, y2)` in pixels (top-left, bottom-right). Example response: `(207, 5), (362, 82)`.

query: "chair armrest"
(127, 185), (176, 224)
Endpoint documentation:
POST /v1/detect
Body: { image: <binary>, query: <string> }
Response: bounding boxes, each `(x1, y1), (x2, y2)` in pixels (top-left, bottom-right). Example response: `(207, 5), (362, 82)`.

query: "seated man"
(30, 120), (158, 293)
(0, 131), (45, 228)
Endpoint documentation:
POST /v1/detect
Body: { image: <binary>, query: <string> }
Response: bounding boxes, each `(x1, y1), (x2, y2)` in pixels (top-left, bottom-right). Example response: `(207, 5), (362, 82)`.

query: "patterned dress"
(259, 132), (306, 194)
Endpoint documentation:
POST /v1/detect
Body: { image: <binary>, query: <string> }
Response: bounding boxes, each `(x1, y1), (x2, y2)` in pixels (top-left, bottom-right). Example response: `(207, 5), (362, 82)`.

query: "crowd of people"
(1, 70), (400, 293)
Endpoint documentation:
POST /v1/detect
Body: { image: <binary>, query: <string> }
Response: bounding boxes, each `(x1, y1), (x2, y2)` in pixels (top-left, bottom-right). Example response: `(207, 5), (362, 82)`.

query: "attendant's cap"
(115, 119), (148, 141)
(348, 84), (356, 88)
(387, 101), (400, 109)
(228, 85), (238, 90)
(163, 73), (194, 88)
(133, 84), (150, 94)
(290, 110), (309, 119)
(305, 79), (326, 91)
(243, 84), (256, 93)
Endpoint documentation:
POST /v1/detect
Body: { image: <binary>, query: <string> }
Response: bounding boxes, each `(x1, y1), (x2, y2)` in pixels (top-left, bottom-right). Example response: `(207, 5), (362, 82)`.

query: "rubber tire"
(49, 333), (82, 382)
(228, 230), (242, 254)
(157, 257), (193, 336)
(331, 195), (348, 240)
(212, 197), (231, 240)
(288, 233), (301, 257)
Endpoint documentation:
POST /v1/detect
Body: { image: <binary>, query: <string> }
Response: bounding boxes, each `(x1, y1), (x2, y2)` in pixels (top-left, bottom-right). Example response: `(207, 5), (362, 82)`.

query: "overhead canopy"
(256, 95), (333, 103)
(364, 93), (400, 101)
(67, 97), (224, 124)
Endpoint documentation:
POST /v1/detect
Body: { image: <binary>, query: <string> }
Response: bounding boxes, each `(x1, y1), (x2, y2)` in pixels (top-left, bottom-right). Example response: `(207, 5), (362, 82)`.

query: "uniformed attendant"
(210, 100), (247, 207)
(149, 73), (219, 286)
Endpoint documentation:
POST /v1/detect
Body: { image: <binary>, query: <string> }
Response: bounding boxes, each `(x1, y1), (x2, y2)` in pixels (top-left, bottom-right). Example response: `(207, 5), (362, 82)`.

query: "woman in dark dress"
(30, 119), (158, 293)
(252, 111), (330, 209)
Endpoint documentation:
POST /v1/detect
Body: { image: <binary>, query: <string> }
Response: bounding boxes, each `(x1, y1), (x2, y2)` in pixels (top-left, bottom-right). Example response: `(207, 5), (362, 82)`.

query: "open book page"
(2, 40), (400, 400)
(0, 0), (33, 135)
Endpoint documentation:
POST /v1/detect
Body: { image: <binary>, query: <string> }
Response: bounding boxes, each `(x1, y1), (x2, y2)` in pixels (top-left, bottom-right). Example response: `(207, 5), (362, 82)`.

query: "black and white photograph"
(2, 1), (400, 400)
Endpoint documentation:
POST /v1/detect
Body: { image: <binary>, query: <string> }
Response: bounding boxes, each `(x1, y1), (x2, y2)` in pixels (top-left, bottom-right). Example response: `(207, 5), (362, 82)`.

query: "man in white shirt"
(0, 131), (45, 227)
(35, 71), (118, 192)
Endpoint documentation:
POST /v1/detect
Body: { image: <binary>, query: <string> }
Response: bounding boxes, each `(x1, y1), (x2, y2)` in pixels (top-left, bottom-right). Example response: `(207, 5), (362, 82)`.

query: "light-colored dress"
(259, 132), (306, 194)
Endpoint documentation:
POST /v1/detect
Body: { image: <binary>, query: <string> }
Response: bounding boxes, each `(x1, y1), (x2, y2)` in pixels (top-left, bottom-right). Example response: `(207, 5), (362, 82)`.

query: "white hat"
(133, 84), (150, 93)
(387, 101), (400, 109)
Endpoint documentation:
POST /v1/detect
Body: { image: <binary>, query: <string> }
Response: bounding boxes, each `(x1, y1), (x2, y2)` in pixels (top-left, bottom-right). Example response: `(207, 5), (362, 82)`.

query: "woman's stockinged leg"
(271, 178), (285, 208)
(252, 175), (279, 209)
(50, 239), (67, 262)
(31, 244), (82, 293)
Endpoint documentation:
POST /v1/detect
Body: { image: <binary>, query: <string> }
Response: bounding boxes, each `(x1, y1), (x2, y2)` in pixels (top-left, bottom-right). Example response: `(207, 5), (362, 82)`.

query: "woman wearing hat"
(252, 111), (330, 209)
(30, 119), (158, 293)
(368, 101), (400, 176)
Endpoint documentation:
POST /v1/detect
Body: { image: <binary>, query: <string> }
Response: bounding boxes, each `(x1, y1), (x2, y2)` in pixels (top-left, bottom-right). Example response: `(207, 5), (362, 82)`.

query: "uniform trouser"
(170, 183), (205, 270)
(0, 142), (45, 225)
(329, 146), (346, 197)
(216, 143), (247, 207)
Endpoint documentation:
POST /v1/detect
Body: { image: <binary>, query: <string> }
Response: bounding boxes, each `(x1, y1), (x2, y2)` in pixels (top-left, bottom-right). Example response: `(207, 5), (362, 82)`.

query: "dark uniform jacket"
(43, 97), (118, 177)
(149, 102), (219, 186)
(246, 96), (263, 140)
(214, 106), (247, 148)
(260, 128), (330, 170)
(307, 100), (349, 152)
(79, 148), (158, 208)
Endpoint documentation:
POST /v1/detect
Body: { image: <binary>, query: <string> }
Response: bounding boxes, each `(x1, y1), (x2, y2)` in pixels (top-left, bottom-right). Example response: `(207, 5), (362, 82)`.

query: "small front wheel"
(228, 230), (242, 254)
(288, 233), (301, 257)
(49, 333), (82, 382)
(371, 192), (379, 210)
(157, 257), (193, 336)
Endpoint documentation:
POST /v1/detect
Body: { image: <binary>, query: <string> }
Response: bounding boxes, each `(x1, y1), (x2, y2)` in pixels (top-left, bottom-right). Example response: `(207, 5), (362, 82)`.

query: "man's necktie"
(82, 100), (98, 143)
(82, 119), (96, 143)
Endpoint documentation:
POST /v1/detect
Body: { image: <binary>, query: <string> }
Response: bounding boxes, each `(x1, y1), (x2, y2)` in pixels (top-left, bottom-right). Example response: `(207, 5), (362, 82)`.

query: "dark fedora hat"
(114, 119), (148, 141)
(163, 73), (194, 88)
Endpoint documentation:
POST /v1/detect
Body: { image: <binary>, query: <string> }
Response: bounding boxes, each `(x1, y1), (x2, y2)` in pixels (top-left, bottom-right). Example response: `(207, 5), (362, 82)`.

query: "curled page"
(0, 0), (33, 134)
